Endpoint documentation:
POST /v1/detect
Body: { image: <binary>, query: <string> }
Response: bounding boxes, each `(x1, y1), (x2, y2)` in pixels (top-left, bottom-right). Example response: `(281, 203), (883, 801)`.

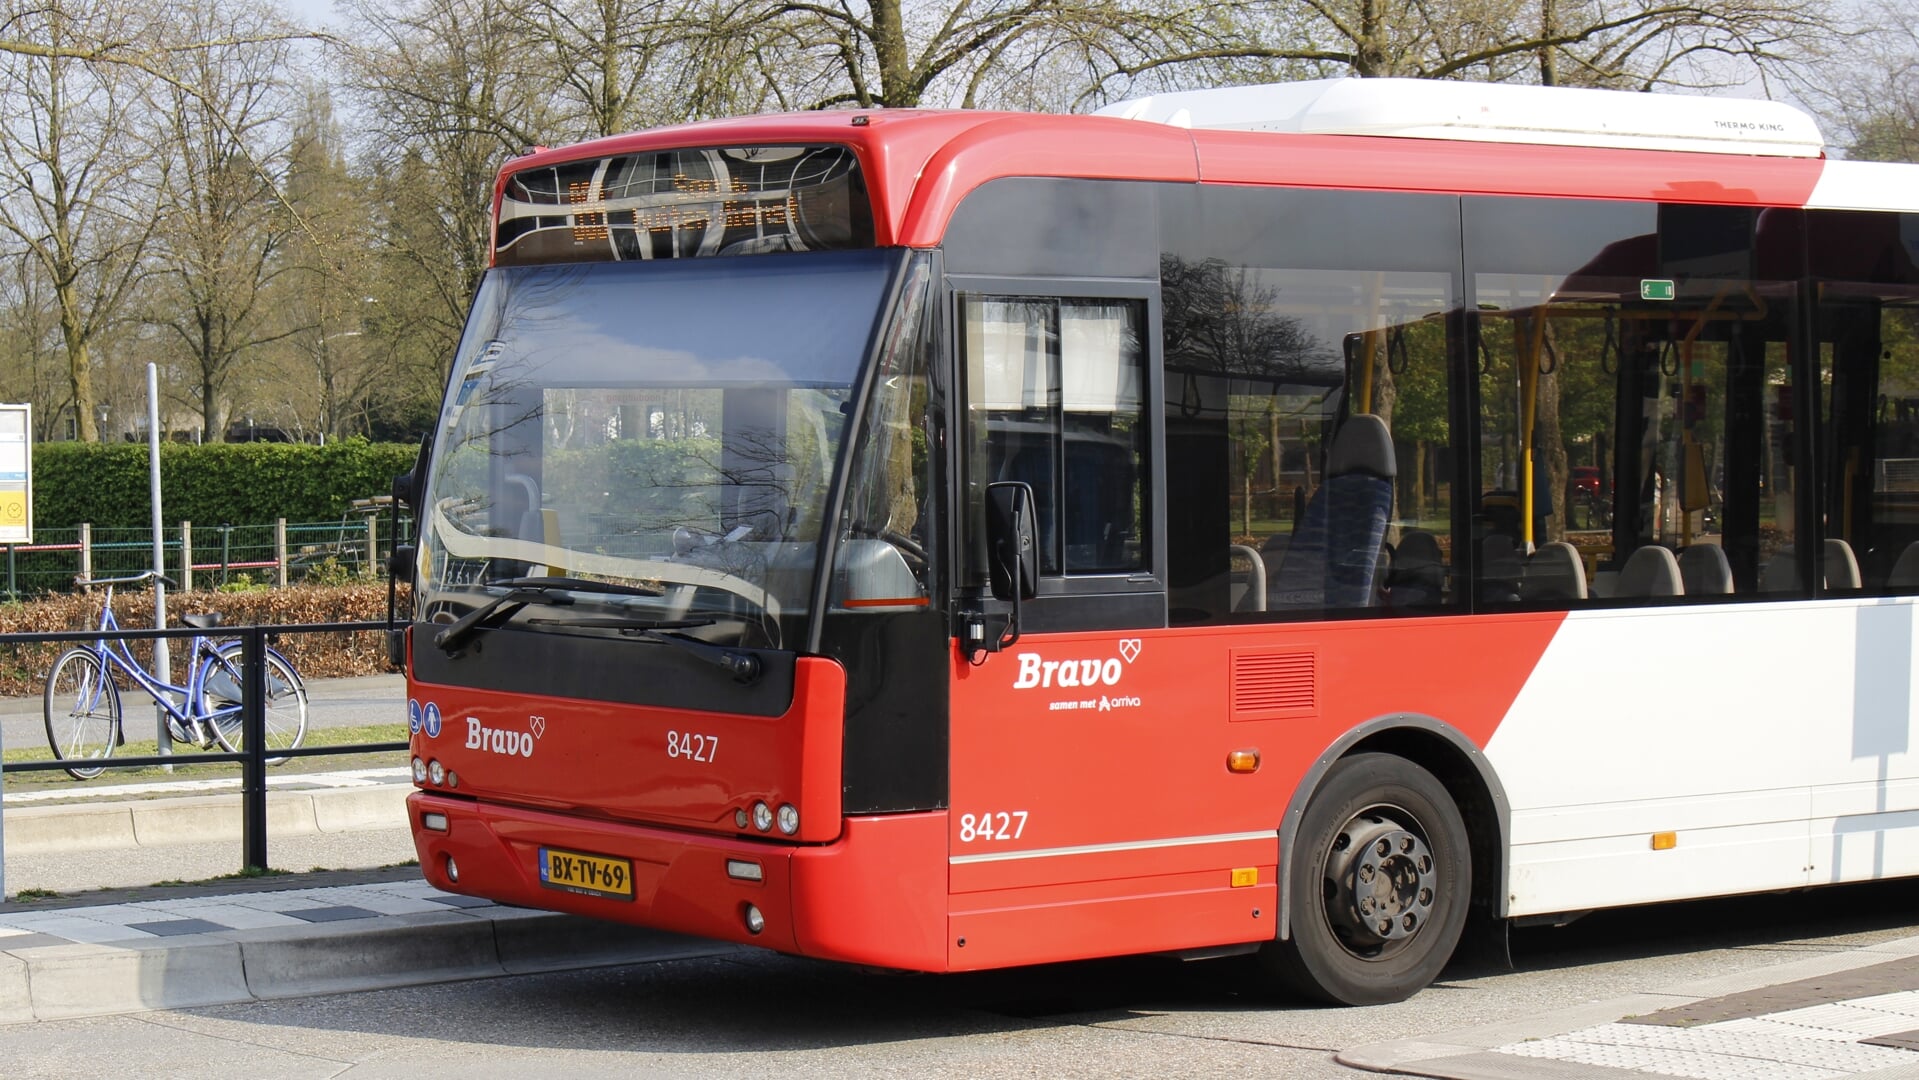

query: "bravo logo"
(1013, 638), (1141, 690)
(466, 714), (546, 758)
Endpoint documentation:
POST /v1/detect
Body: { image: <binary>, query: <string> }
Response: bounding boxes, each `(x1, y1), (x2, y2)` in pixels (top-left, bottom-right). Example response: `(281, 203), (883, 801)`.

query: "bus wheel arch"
(1263, 717), (1508, 1004)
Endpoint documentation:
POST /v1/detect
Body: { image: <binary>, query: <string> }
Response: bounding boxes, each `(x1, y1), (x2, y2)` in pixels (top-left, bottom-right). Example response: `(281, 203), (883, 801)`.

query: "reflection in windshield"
(416, 250), (899, 648)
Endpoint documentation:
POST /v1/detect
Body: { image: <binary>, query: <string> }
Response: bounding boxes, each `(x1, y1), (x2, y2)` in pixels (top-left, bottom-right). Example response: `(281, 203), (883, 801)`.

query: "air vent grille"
(1232, 650), (1316, 720)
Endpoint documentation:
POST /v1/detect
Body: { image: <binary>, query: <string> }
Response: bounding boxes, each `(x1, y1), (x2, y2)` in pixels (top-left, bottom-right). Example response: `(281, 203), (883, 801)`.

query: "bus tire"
(1258, 752), (1471, 1005)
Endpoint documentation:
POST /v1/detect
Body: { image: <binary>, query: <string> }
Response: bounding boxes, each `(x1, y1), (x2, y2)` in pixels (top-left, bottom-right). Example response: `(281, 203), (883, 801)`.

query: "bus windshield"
(416, 249), (901, 650)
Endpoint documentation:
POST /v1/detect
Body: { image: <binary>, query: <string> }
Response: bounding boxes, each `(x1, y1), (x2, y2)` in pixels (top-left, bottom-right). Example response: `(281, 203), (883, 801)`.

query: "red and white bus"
(400, 78), (1919, 1004)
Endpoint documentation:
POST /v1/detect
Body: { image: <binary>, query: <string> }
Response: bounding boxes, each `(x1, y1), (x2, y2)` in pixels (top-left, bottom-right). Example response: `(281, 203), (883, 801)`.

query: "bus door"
(947, 280), (1249, 967)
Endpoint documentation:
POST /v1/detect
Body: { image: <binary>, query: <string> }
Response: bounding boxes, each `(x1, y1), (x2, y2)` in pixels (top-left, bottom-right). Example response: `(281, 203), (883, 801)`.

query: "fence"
(0, 620), (410, 893)
(2, 502), (411, 597)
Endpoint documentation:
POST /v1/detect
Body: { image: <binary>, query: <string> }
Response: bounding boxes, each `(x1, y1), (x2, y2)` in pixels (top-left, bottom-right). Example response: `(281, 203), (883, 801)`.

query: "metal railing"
(0, 619), (408, 894)
(0, 514), (411, 596)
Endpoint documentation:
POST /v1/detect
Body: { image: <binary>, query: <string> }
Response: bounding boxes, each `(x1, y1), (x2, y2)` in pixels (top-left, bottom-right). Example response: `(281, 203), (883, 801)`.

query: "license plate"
(538, 846), (634, 900)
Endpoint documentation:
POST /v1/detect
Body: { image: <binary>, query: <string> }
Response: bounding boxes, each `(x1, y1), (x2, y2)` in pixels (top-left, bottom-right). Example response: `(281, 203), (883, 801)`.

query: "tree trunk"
(54, 278), (96, 442)
(871, 0), (913, 106)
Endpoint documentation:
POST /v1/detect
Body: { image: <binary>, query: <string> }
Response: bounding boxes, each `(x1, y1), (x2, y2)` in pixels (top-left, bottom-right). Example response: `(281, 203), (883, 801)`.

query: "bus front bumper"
(408, 791), (949, 970)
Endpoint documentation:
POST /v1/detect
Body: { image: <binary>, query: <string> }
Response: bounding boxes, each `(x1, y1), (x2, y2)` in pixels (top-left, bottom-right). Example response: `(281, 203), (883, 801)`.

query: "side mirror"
(393, 432), (431, 513)
(985, 481), (1038, 602)
(389, 543), (416, 586)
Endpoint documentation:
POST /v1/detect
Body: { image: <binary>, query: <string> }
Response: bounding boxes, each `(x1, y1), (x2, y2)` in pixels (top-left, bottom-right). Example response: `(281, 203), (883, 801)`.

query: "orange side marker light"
(1227, 749), (1261, 774)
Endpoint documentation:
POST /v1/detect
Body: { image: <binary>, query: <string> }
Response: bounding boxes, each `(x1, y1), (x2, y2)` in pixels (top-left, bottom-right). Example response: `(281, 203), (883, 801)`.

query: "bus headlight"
(777, 804), (799, 835)
(752, 802), (773, 831)
(412, 757), (427, 783)
(428, 759), (446, 785)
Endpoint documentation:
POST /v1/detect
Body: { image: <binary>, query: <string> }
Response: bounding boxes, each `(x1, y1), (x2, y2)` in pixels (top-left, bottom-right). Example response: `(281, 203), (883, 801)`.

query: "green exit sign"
(1641, 279), (1676, 301)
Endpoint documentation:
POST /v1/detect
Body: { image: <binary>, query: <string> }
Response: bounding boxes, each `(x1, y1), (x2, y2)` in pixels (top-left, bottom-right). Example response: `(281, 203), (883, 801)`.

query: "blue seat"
(1270, 415), (1396, 608)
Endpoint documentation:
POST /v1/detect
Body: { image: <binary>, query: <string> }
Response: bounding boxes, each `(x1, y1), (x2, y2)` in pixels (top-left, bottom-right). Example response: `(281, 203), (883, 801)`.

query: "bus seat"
(1825, 538), (1861, 590)
(1270, 414), (1395, 608)
(1386, 529), (1445, 607)
(1888, 541), (1919, 590)
(1522, 541), (1588, 602)
(1761, 546), (1800, 592)
(1478, 533), (1523, 603)
(1616, 545), (1683, 598)
(1678, 544), (1733, 595)
(503, 473), (543, 542)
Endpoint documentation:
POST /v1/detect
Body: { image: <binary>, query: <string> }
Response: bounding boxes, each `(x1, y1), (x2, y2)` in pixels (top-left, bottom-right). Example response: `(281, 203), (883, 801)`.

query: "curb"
(2, 907), (738, 1023)
(1, 785), (410, 855)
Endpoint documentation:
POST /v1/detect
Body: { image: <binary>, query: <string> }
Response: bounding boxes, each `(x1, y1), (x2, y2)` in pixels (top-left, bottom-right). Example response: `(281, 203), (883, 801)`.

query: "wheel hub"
(1324, 810), (1436, 952)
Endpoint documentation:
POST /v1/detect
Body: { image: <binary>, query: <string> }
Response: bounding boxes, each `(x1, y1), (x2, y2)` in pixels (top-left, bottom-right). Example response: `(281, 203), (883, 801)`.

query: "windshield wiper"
(627, 626), (763, 684)
(527, 613), (762, 684)
(434, 576), (662, 655)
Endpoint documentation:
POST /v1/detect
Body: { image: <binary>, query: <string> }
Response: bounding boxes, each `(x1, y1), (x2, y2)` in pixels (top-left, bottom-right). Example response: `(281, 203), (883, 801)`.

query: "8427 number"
(959, 810), (1028, 842)
(666, 730), (717, 762)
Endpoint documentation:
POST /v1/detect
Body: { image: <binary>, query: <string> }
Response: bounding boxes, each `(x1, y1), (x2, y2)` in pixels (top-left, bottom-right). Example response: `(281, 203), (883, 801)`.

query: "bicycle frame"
(85, 585), (237, 739)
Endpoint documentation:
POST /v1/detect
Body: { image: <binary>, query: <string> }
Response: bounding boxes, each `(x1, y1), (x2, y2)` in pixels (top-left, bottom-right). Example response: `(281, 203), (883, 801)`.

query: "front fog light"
(752, 802), (773, 831)
(743, 904), (765, 934)
(777, 804), (799, 835)
(444, 854), (460, 882)
(412, 757), (427, 783)
(428, 759), (446, 785)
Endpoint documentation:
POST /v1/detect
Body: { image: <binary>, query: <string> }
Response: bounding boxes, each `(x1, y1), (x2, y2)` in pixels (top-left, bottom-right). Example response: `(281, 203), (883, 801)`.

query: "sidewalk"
(1341, 935), (1919, 1078)
(0, 866), (737, 1024)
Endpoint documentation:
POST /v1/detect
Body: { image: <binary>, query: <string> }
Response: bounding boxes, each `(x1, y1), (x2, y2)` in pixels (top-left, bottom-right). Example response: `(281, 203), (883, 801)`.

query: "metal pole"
(5, 542), (14, 601)
(1, 712), (8, 900)
(241, 626), (268, 872)
(148, 363), (172, 769)
(220, 524), (231, 584)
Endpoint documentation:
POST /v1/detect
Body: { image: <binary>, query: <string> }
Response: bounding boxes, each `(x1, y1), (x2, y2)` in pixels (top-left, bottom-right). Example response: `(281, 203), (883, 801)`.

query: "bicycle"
(43, 570), (310, 780)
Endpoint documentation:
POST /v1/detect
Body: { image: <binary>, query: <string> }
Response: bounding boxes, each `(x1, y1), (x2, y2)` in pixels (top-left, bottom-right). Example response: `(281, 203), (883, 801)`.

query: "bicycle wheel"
(43, 649), (122, 780)
(206, 643), (309, 763)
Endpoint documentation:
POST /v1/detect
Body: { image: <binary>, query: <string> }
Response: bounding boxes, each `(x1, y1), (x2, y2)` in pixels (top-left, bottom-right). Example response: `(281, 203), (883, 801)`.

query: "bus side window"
(961, 295), (1147, 586)
(1809, 209), (1919, 595)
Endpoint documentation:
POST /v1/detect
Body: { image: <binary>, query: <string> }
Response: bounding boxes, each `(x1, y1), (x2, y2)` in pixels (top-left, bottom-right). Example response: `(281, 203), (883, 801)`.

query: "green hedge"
(32, 439), (419, 529)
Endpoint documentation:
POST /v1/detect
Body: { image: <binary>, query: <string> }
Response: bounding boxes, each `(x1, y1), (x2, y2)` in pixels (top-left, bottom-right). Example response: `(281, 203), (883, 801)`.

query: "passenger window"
(1468, 198), (1801, 605)
(1810, 210), (1919, 595)
(1158, 188), (1460, 624)
(961, 295), (1147, 582)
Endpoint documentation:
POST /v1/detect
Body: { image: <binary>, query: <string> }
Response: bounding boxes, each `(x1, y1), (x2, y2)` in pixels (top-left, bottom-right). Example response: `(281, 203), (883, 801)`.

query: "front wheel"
(43, 648), (122, 781)
(206, 644), (309, 763)
(1258, 753), (1471, 1005)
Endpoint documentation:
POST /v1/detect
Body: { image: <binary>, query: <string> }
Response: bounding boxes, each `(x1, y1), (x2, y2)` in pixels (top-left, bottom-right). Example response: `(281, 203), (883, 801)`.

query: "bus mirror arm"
(975, 482), (1038, 663)
(986, 482), (1039, 603)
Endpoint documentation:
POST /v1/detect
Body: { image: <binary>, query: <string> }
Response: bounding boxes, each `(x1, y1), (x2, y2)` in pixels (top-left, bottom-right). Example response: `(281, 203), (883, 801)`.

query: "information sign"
(0, 405), (32, 543)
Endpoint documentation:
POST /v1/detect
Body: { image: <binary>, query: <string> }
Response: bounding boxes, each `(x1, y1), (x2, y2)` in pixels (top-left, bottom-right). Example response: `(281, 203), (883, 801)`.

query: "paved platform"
(0, 866), (737, 1025)
(1341, 933), (1919, 1078)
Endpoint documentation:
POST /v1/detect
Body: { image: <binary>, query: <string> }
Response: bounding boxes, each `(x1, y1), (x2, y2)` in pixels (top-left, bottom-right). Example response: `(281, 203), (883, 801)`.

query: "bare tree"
(0, 0), (162, 442)
(1807, 0), (1918, 162)
(266, 85), (404, 439)
(146, 0), (300, 442)
(0, 238), (72, 438)
(341, 0), (559, 390)
(1091, 0), (1838, 96)
(502, 0), (707, 140)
